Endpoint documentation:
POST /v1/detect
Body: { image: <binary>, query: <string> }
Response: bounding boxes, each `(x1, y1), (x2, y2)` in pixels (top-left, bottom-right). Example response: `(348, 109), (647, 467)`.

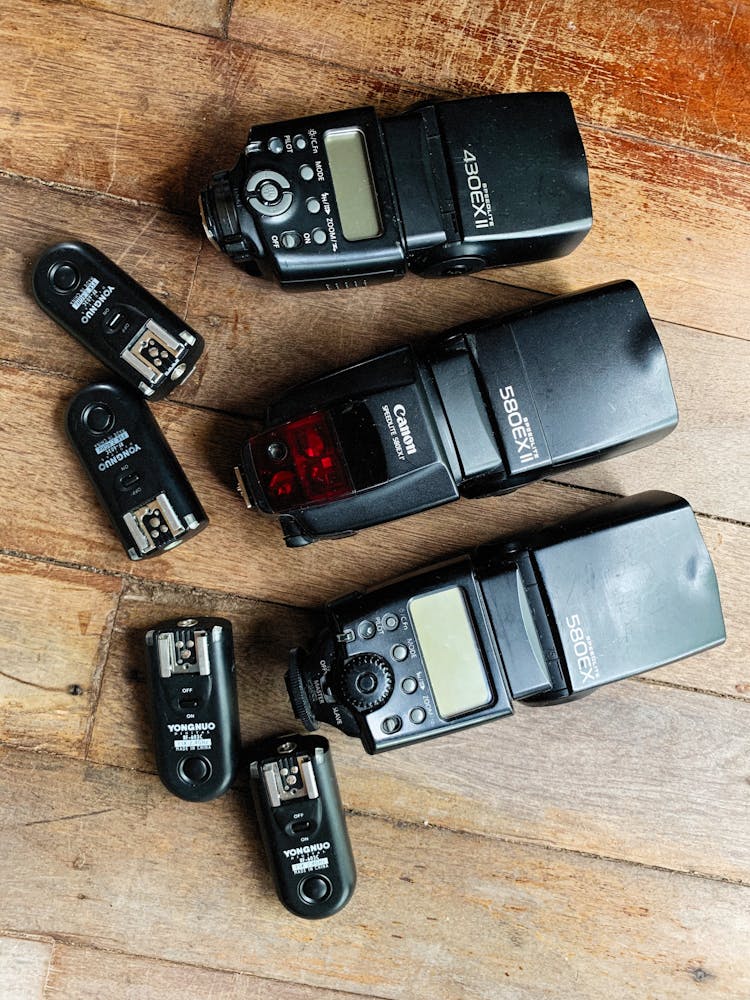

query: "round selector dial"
(339, 653), (394, 713)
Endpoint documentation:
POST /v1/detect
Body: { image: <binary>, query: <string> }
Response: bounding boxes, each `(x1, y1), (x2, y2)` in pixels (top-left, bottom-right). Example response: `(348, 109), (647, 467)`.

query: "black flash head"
(199, 92), (591, 291)
(286, 491), (725, 754)
(235, 281), (678, 546)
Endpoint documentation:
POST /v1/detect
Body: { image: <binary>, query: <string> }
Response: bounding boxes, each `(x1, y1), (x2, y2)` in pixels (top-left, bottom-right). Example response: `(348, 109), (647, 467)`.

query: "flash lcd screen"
(408, 587), (492, 719)
(324, 128), (382, 242)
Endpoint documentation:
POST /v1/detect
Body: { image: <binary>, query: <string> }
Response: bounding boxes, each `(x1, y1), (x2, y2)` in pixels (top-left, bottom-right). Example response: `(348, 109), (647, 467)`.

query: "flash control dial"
(339, 653), (394, 713)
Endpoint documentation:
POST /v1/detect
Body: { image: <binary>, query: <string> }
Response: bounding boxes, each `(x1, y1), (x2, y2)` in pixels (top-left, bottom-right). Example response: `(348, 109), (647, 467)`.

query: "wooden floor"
(1, 1), (749, 997)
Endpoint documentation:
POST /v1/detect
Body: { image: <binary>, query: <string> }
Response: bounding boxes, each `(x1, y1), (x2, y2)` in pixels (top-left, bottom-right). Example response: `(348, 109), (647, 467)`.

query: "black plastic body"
(238, 281), (678, 546)
(66, 381), (208, 560)
(200, 93), (591, 291)
(248, 734), (356, 918)
(286, 492), (725, 753)
(145, 617), (240, 802)
(33, 241), (204, 400)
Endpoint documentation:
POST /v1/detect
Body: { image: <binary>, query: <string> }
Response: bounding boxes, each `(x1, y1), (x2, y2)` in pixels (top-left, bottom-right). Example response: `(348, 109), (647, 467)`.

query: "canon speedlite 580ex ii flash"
(235, 281), (678, 546)
(200, 92), (591, 291)
(286, 492), (725, 754)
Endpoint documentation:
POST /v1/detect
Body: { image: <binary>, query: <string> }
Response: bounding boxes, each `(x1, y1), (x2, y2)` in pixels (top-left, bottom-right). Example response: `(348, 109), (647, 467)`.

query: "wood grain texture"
(0, 935), (53, 1000)
(0, 555), (121, 757)
(86, 582), (750, 882)
(0, 2), (748, 994)
(229, 0), (750, 160)
(1, 2), (748, 337)
(44, 944), (362, 1000)
(0, 0), (420, 213)
(68, 0), (231, 36)
(2, 747), (749, 1000)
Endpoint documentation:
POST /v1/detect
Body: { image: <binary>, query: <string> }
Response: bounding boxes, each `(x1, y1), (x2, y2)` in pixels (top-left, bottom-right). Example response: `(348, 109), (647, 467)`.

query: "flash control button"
(402, 676), (418, 695)
(409, 707), (427, 725)
(178, 755), (211, 784)
(299, 874), (331, 903)
(392, 644), (409, 662)
(268, 137), (284, 154)
(306, 197), (321, 214)
(357, 620), (376, 640)
(246, 169), (293, 217)
(340, 653), (394, 712)
(82, 403), (114, 434)
(383, 613), (399, 631)
(312, 228), (327, 245)
(299, 164), (314, 181)
(50, 262), (80, 292)
(381, 715), (402, 735)
(294, 134), (307, 150)
(259, 181), (282, 204)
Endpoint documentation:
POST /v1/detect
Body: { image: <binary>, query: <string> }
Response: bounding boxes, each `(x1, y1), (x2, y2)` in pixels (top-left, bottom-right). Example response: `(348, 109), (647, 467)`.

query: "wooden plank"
(87, 580), (749, 883)
(68, 0), (231, 37)
(0, 0), (420, 213)
(0, 3), (748, 337)
(0, 555), (121, 758)
(2, 748), (749, 999)
(45, 944), (359, 1000)
(229, 0), (750, 161)
(0, 935), (53, 1000)
(0, 175), (202, 386)
(0, 365), (747, 640)
(87, 579), (312, 772)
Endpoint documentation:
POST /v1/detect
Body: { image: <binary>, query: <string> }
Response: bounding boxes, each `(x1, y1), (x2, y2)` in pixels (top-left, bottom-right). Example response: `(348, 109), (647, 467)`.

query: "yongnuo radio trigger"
(249, 733), (356, 918)
(145, 617), (240, 802)
(66, 381), (208, 560)
(33, 241), (204, 400)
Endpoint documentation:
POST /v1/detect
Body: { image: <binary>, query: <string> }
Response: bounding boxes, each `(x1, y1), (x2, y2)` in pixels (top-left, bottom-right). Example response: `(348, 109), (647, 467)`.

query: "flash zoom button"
(340, 653), (394, 712)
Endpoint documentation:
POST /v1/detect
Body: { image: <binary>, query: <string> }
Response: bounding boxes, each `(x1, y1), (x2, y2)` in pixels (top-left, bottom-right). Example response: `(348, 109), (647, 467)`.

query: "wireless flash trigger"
(235, 281), (678, 546)
(66, 382), (208, 560)
(200, 92), (591, 290)
(249, 733), (356, 918)
(287, 492), (725, 754)
(145, 617), (240, 802)
(33, 241), (204, 400)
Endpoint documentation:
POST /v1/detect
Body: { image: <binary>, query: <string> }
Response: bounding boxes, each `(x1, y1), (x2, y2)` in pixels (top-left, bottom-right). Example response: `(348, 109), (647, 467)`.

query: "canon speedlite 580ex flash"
(286, 492), (725, 754)
(200, 92), (591, 291)
(235, 281), (678, 546)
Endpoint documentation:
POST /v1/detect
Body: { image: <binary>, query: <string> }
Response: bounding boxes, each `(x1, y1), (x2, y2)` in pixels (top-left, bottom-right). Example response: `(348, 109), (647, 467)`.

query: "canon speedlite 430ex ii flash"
(286, 492), (725, 754)
(235, 281), (678, 546)
(200, 92), (591, 291)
